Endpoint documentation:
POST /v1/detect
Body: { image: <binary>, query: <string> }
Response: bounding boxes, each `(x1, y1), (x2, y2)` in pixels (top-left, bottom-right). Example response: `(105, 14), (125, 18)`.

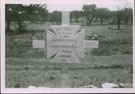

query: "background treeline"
(6, 4), (133, 33)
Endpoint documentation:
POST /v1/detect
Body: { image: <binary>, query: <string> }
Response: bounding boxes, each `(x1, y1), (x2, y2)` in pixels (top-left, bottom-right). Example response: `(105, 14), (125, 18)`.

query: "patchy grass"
(5, 25), (133, 88)
(91, 39), (132, 56)
(6, 55), (133, 88)
(6, 25), (132, 57)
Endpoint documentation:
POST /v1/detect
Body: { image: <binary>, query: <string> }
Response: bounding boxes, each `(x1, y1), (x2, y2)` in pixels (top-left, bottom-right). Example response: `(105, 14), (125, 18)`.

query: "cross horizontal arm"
(32, 40), (45, 48)
(85, 40), (99, 48)
(32, 40), (99, 49)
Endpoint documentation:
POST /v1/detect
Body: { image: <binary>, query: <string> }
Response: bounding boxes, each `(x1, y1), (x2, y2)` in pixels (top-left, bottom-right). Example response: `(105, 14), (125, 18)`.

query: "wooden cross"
(32, 11), (99, 88)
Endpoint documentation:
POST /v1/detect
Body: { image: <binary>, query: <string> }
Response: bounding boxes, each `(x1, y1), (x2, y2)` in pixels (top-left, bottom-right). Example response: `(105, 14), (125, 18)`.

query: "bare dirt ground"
(5, 25), (133, 88)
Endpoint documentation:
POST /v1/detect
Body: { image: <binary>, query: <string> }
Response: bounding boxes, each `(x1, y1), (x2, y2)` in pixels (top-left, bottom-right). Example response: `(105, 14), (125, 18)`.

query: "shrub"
(91, 39), (132, 56)
(91, 48), (113, 56)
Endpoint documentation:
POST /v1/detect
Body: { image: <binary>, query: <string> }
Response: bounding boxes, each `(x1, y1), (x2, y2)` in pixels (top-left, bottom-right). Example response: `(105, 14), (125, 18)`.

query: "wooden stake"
(60, 64), (71, 88)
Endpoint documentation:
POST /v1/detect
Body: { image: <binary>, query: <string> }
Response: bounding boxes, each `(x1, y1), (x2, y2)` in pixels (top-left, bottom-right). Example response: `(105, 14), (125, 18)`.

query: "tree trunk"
(18, 19), (23, 33)
(125, 18), (128, 24)
(100, 18), (103, 25)
(117, 11), (122, 30)
(89, 19), (92, 25)
(86, 19), (89, 25)
(75, 17), (78, 22)
(131, 16), (133, 25)
(56, 20), (59, 25)
(118, 23), (120, 30)
(6, 19), (11, 32)
(89, 17), (93, 25)
(117, 19), (120, 30)
(86, 16), (90, 25)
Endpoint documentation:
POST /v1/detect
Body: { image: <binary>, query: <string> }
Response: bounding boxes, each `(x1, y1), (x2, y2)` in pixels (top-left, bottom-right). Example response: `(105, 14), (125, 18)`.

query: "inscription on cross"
(47, 25), (84, 63)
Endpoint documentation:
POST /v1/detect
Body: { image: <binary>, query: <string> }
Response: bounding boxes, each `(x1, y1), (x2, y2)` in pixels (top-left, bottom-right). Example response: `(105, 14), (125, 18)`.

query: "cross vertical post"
(62, 11), (70, 25)
(60, 11), (71, 88)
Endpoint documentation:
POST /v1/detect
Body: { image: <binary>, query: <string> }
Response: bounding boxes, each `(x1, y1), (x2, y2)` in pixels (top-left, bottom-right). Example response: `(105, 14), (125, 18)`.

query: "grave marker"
(47, 28), (85, 63)
(32, 11), (99, 88)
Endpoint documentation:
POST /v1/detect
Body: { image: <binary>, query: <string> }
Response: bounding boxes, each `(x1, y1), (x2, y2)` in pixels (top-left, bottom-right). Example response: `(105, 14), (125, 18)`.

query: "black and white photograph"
(1, 0), (135, 93)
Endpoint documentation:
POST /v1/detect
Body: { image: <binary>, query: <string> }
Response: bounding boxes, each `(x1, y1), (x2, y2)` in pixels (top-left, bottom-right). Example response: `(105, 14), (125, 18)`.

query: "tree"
(6, 4), (27, 33)
(117, 9), (123, 30)
(82, 4), (97, 25)
(6, 4), (24, 32)
(70, 11), (83, 22)
(96, 8), (110, 24)
(49, 11), (62, 25)
(115, 4), (131, 30)
(6, 5), (12, 32)
(5, 4), (48, 33)
(25, 4), (48, 22)
(123, 8), (133, 24)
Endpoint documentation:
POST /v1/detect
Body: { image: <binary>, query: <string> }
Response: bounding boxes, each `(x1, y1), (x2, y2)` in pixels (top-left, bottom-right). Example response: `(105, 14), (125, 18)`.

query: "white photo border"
(1, 0), (135, 93)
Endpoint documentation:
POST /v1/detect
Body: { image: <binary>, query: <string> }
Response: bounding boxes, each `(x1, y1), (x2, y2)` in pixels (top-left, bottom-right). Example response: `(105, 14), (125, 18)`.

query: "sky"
(46, 0), (133, 12)
(6, 0), (133, 12)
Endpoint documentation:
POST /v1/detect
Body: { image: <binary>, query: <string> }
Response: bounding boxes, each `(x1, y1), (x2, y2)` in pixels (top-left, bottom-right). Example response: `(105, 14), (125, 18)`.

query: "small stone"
(119, 83), (124, 87)
(28, 86), (36, 88)
(79, 85), (97, 88)
(38, 87), (50, 88)
(119, 83), (132, 88)
(102, 83), (119, 88)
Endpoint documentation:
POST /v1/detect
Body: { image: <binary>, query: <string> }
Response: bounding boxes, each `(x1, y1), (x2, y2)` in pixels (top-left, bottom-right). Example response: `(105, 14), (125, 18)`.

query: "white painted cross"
(32, 11), (99, 88)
